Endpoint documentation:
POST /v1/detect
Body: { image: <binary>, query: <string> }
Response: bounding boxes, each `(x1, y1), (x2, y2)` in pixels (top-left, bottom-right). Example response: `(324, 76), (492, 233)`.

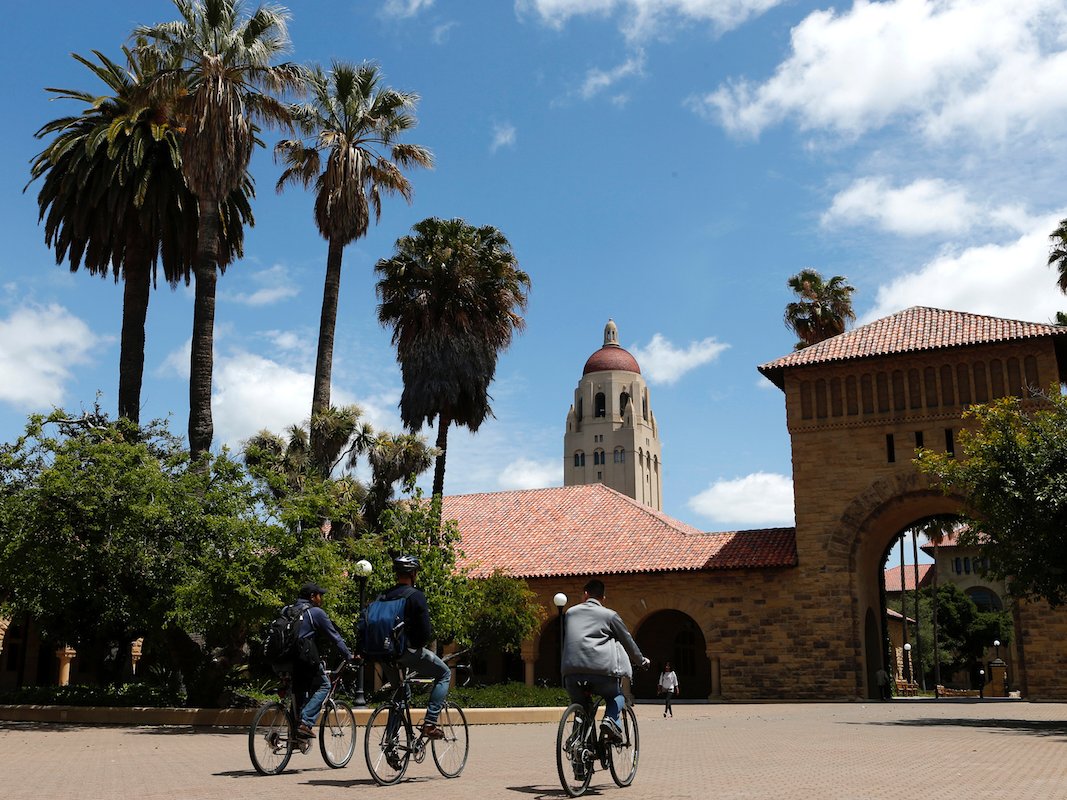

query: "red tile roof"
(758, 306), (1067, 388)
(884, 563), (935, 592)
(442, 484), (797, 579)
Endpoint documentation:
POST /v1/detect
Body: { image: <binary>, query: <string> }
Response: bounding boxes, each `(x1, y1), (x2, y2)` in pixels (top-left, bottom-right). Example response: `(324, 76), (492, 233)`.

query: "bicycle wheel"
(431, 701), (469, 777)
(608, 705), (640, 786)
(556, 703), (594, 797)
(248, 701), (294, 775)
(364, 703), (411, 785)
(319, 698), (357, 768)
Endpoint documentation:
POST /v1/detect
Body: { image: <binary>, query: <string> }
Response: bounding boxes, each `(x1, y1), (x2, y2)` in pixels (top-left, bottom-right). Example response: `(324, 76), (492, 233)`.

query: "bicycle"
(248, 659), (358, 775)
(363, 660), (470, 785)
(555, 681), (640, 797)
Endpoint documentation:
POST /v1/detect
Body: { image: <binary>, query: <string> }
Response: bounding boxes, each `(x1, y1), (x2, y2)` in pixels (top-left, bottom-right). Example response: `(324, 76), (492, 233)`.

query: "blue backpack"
(358, 587), (416, 660)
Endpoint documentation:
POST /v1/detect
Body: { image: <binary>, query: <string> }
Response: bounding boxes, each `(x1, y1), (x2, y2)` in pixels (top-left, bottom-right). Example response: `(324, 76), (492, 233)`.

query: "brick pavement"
(2, 700), (1066, 800)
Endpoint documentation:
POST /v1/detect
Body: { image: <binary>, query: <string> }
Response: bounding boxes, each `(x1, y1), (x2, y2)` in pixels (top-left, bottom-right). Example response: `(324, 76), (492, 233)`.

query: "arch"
(966, 586), (1003, 612)
(594, 392), (606, 418)
(633, 609), (711, 699)
(534, 615), (564, 686)
(863, 606), (883, 700)
(620, 391), (630, 415)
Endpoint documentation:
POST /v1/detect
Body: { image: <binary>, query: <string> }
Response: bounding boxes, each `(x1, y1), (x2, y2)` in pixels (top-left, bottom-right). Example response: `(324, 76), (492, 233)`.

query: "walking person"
(658, 661), (679, 717)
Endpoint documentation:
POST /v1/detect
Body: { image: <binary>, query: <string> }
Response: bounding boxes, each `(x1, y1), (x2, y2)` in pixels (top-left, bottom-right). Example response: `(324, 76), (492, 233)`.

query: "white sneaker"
(600, 717), (623, 743)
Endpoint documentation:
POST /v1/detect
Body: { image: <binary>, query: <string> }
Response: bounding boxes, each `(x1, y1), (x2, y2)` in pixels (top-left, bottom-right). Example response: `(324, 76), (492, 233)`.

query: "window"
(846, 376), (858, 416)
(973, 362), (988, 403)
(915, 431), (924, 449)
(945, 428), (955, 457)
(573, 451), (585, 467)
(597, 471), (602, 480)
(861, 374), (874, 414)
(593, 449), (605, 465)
(964, 557), (971, 574)
(967, 587), (1003, 612)
(990, 359), (1005, 398)
(620, 391), (630, 414)
(940, 364), (955, 407)
(908, 368), (922, 409)
(614, 447), (625, 463)
(577, 397), (583, 421)
(800, 381), (813, 420)
(924, 367), (938, 407)
(830, 377), (843, 416)
(594, 392), (606, 418)
(886, 433), (896, 463)
(954, 557), (962, 574)
(957, 363), (972, 405)
(815, 378), (828, 418)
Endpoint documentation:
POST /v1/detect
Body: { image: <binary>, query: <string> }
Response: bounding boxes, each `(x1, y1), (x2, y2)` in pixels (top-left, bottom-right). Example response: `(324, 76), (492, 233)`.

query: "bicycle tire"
(556, 703), (594, 797)
(608, 705), (640, 786)
(248, 701), (294, 775)
(364, 703), (411, 785)
(431, 701), (469, 777)
(319, 698), (357, 768)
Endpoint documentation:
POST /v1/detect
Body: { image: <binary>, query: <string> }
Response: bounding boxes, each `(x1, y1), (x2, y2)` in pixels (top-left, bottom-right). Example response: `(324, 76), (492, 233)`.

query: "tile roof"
(884, 563), (935, 592)
(442, 484), (797, 579)
(758, 306), (1067, 388)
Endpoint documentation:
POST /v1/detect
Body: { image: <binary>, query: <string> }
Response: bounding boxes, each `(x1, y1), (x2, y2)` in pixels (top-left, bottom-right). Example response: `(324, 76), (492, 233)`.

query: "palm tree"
(27, 45), (251, 424)
(137, 0), (304, 458)
(920, 515), (959, 696)
(275, 62), (433, 443)
(364, 431), (435, 529)
(1048, 218), (1067, 294)
(784, 268), (856, 349)
(375, 217), (531, 498)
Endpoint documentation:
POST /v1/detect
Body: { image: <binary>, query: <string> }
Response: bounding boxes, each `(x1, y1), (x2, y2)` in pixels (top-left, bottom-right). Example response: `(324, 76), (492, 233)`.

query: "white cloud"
(491, 122), (517, 153)
(629, 333), (729, 384)
(519, 0), (784, 40)
(861, 211), (1067, 324)
(381, 0), (435, 19)
(432, 21), (458, 43)
(497, 457), (562, 490)
(0, 304), (105, 410)
(822, 177), (978, 236)
(579, 49), (645, 99)
(222, 264), (299, 307)
(696, 0), (1067, 141)
(687, 471), (795, 527)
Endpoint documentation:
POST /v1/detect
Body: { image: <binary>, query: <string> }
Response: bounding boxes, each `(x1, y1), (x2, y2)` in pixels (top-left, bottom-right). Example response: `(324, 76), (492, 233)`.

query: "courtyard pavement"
(2, 699), (1065, 799)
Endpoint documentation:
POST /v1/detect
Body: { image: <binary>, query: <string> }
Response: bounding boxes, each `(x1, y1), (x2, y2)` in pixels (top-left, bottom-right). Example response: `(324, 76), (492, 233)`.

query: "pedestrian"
(875, 667), (890, 701)
(658, 661), (679, 717)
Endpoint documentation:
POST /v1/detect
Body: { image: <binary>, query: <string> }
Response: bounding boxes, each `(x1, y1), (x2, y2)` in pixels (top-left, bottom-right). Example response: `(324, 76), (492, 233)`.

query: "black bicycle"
(555, 682), (639, 797)
(248, 660), (358, 775)
(363, 662), (470, 785)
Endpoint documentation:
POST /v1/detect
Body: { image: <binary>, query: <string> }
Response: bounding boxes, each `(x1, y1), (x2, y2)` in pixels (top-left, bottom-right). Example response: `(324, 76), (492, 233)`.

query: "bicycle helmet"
(392, 554), (421, 574)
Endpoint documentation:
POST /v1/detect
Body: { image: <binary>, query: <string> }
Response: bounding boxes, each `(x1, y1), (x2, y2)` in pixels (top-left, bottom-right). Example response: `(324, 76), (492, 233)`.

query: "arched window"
(966, 587), (1003, 612)
(642, 390), (649, 420)
(593, 448), (605, 465)
(594, 392), (606, 418)
(577, 397), (583, 421)
(613, 447), (625, 463)
(573, 451), (585, 467)
(620, 391), (630, 414)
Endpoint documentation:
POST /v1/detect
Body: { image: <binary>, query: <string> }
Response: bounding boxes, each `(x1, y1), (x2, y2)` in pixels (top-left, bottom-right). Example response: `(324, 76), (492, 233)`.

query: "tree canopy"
(916, 393), (1067, 606)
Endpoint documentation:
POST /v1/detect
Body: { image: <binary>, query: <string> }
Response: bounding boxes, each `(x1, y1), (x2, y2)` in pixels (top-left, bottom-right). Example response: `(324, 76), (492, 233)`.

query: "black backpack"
(357, 587), (416, 661)
(263, 602), (310, 669)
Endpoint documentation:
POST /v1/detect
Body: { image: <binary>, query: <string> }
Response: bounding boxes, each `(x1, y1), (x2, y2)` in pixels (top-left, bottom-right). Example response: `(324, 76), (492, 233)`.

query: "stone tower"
(564, 319), (662, 510)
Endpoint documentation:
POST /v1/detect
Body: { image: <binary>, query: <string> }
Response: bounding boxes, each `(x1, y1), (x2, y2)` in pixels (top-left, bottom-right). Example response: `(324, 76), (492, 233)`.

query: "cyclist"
(293, 581), (355, 738)
(380, 555), (451, 741)
(561, 578), (649, 744)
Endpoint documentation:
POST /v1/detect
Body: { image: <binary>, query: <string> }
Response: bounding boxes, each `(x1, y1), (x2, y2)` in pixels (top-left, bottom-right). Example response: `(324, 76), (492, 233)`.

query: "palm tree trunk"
(189, 198), (221, 459)
(311, 237), (344, 424)
(118, 263), (151, 424)
(432, 414), (451, 498)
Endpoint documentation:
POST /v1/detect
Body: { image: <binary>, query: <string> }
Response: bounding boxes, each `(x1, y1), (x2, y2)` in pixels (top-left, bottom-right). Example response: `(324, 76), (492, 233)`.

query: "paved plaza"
(2, 700), (1065, 799)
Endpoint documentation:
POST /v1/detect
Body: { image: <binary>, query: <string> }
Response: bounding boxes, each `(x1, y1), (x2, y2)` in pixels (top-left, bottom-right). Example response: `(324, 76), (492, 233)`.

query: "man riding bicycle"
(292, 582), (355, 739)
(561, 578), (649, 744)
(378, 555), (452, 741)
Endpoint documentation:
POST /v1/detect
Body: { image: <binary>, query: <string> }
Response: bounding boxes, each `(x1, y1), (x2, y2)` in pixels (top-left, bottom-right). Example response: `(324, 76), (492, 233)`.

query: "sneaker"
(420, 721), (445, 740)
(296, 722), (315, 739)
(600, 717), (623, 744)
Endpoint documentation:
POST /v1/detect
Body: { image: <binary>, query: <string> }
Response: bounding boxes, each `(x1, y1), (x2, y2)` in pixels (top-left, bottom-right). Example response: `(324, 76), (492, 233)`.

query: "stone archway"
(633, 609), (710, 700)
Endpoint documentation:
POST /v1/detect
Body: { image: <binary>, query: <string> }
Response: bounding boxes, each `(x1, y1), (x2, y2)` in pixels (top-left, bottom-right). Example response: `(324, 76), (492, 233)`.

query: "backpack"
(358, 587), (416, 660)
(263, 602), (310, 669)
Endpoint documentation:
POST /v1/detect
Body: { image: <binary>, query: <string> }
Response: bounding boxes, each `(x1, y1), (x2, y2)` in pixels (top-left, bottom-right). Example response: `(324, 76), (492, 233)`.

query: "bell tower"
(564, 319), (662, 510)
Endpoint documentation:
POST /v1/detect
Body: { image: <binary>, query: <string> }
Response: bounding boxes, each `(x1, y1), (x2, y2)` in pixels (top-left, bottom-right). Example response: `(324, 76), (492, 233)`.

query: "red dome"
(583, 345), (641, 375)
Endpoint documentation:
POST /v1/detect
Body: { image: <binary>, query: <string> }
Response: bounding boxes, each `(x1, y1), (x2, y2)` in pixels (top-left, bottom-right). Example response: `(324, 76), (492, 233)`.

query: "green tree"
(275, 61), (432, 447)
(137, 0), (304, 458)
(375, 218), (531, 497)
(783, 268), (856, 350)
(929, 583), (1012, 680)
(462, 569), (545, 658)
(27, 45), (250, 424)
(917, 393), (1067, 606)
(1048, 217), (1067, 294)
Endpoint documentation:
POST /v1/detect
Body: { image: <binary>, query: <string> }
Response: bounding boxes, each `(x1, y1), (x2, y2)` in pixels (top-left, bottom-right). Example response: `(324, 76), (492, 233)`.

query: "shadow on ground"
(851, 717), (1067, 739)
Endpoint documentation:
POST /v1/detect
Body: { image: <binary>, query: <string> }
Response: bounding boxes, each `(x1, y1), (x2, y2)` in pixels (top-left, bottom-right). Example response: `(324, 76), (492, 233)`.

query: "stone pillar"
(988, 659), (1008, 697)
(709, 653), (721, 699)
(56, 646), (77, 686)
(521, 641), (537, 687)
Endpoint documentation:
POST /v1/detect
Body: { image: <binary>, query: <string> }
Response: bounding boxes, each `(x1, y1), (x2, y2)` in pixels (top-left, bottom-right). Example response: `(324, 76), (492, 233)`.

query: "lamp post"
(353, 559), (373, 706)
(994, 639), (1001, 660)
(903, 642), (912, 686)
(553, 593), (568, 687)
(978, 668), (985, 699)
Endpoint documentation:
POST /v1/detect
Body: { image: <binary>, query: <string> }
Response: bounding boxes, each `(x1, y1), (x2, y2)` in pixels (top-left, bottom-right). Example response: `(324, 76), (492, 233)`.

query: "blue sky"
(3, 0), (1067, 542)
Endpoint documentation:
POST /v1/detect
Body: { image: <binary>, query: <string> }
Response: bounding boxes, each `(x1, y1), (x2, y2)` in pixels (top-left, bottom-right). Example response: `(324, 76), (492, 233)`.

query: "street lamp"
(994, 639), (1001, 660)
(903, 642), (912, 686)
(978, 668), (985, 699)
(553, 593), (568, 687)
(353, 559), (373, 706)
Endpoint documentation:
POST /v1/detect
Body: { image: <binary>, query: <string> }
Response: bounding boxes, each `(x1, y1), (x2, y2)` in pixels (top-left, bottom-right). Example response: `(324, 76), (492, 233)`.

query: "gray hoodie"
(561, 598), (644, 678)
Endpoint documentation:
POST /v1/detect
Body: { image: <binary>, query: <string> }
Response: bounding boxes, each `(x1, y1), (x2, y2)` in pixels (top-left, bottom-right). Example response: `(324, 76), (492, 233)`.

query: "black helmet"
(392, 555), (421, 574)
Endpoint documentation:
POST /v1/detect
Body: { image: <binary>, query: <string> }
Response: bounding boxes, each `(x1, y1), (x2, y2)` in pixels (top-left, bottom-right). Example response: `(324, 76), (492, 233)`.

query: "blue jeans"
(564, 673), (624, 725)
(297, 663), (330, 727)
(388, 647), (451, 724)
